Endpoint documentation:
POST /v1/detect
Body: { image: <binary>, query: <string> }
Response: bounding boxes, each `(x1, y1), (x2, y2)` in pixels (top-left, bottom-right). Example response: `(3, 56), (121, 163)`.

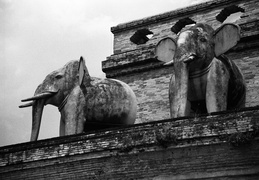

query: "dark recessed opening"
(130, 29), (153, 45)
(171, 17), (196, 34)
(216, 5), (245, 23)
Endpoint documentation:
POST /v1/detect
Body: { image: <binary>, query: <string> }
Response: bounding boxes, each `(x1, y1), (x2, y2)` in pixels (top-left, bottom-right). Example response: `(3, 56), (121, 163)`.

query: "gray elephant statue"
(156, 23), (246, 118)
(20, 57), (137, 141)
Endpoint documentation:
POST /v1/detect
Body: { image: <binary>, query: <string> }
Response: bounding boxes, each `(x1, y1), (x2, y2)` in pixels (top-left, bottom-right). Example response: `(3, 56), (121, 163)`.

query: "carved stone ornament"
(20, 57), (137, 141)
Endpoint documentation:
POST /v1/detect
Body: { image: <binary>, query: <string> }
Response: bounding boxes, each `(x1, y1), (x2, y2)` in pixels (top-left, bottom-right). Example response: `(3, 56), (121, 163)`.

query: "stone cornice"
(111, 0), (244, 34)
(103, 19), (259, 78)
(0, 106), (259, 167)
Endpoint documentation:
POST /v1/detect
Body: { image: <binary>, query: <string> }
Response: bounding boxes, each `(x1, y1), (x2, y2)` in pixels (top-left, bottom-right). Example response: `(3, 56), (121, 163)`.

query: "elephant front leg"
(59, 116), (65, 136)
(61, 86), (86, 135)
(206, 58), (230, 113)
(169, 63), (190, 118)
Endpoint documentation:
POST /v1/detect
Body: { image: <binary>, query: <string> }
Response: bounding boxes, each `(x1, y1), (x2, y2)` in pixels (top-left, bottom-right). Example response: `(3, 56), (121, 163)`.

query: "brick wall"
(1, 1), (259, 179)
(109, 0), (258, 54)
(1, 107), (259, 179)
(103, 0), (259, 123)
(228, 48), (259, 107)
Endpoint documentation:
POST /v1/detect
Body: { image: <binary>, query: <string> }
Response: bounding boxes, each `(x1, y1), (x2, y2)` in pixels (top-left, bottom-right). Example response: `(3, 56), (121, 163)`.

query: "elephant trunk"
(167, 47), (191, 118)
(20, 90), (58, 141)
(31, 99), (45, 141)
(173, 61), (189, 117)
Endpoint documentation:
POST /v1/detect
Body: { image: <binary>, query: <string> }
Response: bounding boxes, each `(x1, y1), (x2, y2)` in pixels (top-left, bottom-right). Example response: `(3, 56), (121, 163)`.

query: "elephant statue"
(20, 57), (137, 141)
(157, 23), (246, 118)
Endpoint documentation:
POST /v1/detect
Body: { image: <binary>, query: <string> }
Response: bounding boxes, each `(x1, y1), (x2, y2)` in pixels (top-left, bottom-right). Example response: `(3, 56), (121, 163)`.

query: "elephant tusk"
(19, 102), (34, 108)
(184, 54), (197, 63)
(21, 92), (56, 102)
(164, 60), (174, 66)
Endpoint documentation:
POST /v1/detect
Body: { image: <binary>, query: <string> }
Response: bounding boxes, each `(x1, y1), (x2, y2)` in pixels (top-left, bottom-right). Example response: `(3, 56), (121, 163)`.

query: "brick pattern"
(102, 45), (156, 72)
(116, 66), (173, 123)
(1, 0), (259, 179)
(114, 48), (259, 123)
(228, 48), (259, 107)
(103, 20), (259, 73)
(111, 0), (244, 33)
(1, 108), (259, 179)
(1, 143), (259, 179)
(110, 0), (258, 54)
(103, 0), (259, 123)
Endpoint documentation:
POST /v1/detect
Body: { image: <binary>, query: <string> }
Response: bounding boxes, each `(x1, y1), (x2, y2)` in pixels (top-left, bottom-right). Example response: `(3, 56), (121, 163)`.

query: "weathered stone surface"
(165, 23), (246, 118)
(1, 107), (259, 179)
(20, 58), (137, 141)
(103, 0), (259, 123)
(5, 0), (259, 179)
(107, 0), (258, 55)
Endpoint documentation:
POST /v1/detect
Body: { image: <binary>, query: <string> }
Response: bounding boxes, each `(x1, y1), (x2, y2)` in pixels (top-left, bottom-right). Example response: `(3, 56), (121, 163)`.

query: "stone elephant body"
(62, 77), (137, 134)
(156, 23), (246, 118)
(20, 57), (137, 141)
(184, 54), (245, 114)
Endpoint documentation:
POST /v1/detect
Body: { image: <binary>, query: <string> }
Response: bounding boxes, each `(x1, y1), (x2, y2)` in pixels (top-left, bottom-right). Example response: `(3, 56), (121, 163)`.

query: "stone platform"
(1, 0), (259, 179)
(1, 107), (259, 179)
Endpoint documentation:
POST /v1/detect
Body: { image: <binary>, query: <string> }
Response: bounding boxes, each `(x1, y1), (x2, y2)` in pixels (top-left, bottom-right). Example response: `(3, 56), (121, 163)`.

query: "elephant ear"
(78, 56), (90, 87)
(155, 37), (176, 64)
(214, 23), (240, 57)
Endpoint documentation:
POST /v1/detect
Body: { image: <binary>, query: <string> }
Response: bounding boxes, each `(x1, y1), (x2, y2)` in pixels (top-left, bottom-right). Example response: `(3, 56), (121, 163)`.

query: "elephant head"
(156, 22), (245, 117)
(165, 23), (240, 66)
(19, 59), (86, 141)
(20, 57), (137, 141)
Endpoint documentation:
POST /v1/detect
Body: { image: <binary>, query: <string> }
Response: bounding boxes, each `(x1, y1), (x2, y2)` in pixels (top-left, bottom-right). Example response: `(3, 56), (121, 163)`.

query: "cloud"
(190, 0), (209, 5)
(0, 0), (116, 145)
(1, 0), (207, 146)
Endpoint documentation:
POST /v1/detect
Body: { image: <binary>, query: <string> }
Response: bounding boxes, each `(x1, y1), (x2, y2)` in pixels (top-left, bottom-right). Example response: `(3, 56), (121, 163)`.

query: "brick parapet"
(108, 0), (258, 55)
(101, 0), (259, 123)
(110, 0), (243, 33)
(1, 1), (259, 178)
(0, 107), (259, 179)
(103, 0), (259, 76)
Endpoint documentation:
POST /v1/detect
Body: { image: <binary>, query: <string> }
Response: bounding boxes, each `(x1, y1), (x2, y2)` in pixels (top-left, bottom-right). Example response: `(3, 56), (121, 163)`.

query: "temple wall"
(1, 108), (259, 179)
(1, 0), (259, 179)
(103, 0), (259, 123)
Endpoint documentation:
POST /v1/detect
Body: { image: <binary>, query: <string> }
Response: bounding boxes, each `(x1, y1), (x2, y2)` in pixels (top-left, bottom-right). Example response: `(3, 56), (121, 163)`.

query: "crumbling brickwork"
(1, 0), (259, 179)
(103, 0), (259, 123)
(229, 48), (259, 107)
(1, 107), (259, 179)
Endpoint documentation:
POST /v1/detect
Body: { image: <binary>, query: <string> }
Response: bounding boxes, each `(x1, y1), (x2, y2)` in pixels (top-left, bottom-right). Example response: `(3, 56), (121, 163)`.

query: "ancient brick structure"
(1, 107), (259, 179)
(1, 0), (259, 179)
(103, 0), (259, 123)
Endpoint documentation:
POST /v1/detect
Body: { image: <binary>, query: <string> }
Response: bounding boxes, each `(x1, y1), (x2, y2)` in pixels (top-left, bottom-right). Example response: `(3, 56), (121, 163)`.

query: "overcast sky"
(0, 0), (208, 147)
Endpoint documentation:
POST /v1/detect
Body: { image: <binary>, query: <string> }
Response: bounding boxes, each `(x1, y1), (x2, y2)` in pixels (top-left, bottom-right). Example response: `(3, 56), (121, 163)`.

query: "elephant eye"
(200, 37), (207, 42)
(55, 74), (63, 79)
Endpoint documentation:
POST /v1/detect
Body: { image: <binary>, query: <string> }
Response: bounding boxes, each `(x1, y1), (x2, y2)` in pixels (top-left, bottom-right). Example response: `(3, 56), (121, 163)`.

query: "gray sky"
(0, 0), (207, 146)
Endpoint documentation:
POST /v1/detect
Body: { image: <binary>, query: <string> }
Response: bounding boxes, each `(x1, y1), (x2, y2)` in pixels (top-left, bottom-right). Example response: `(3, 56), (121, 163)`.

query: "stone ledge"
(111, 0), (242, 33)
(1, 107), (259, 179)
(1, 106), (259, 168)
(102, 45), (156, 71)
(102, 24), (259, 78)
